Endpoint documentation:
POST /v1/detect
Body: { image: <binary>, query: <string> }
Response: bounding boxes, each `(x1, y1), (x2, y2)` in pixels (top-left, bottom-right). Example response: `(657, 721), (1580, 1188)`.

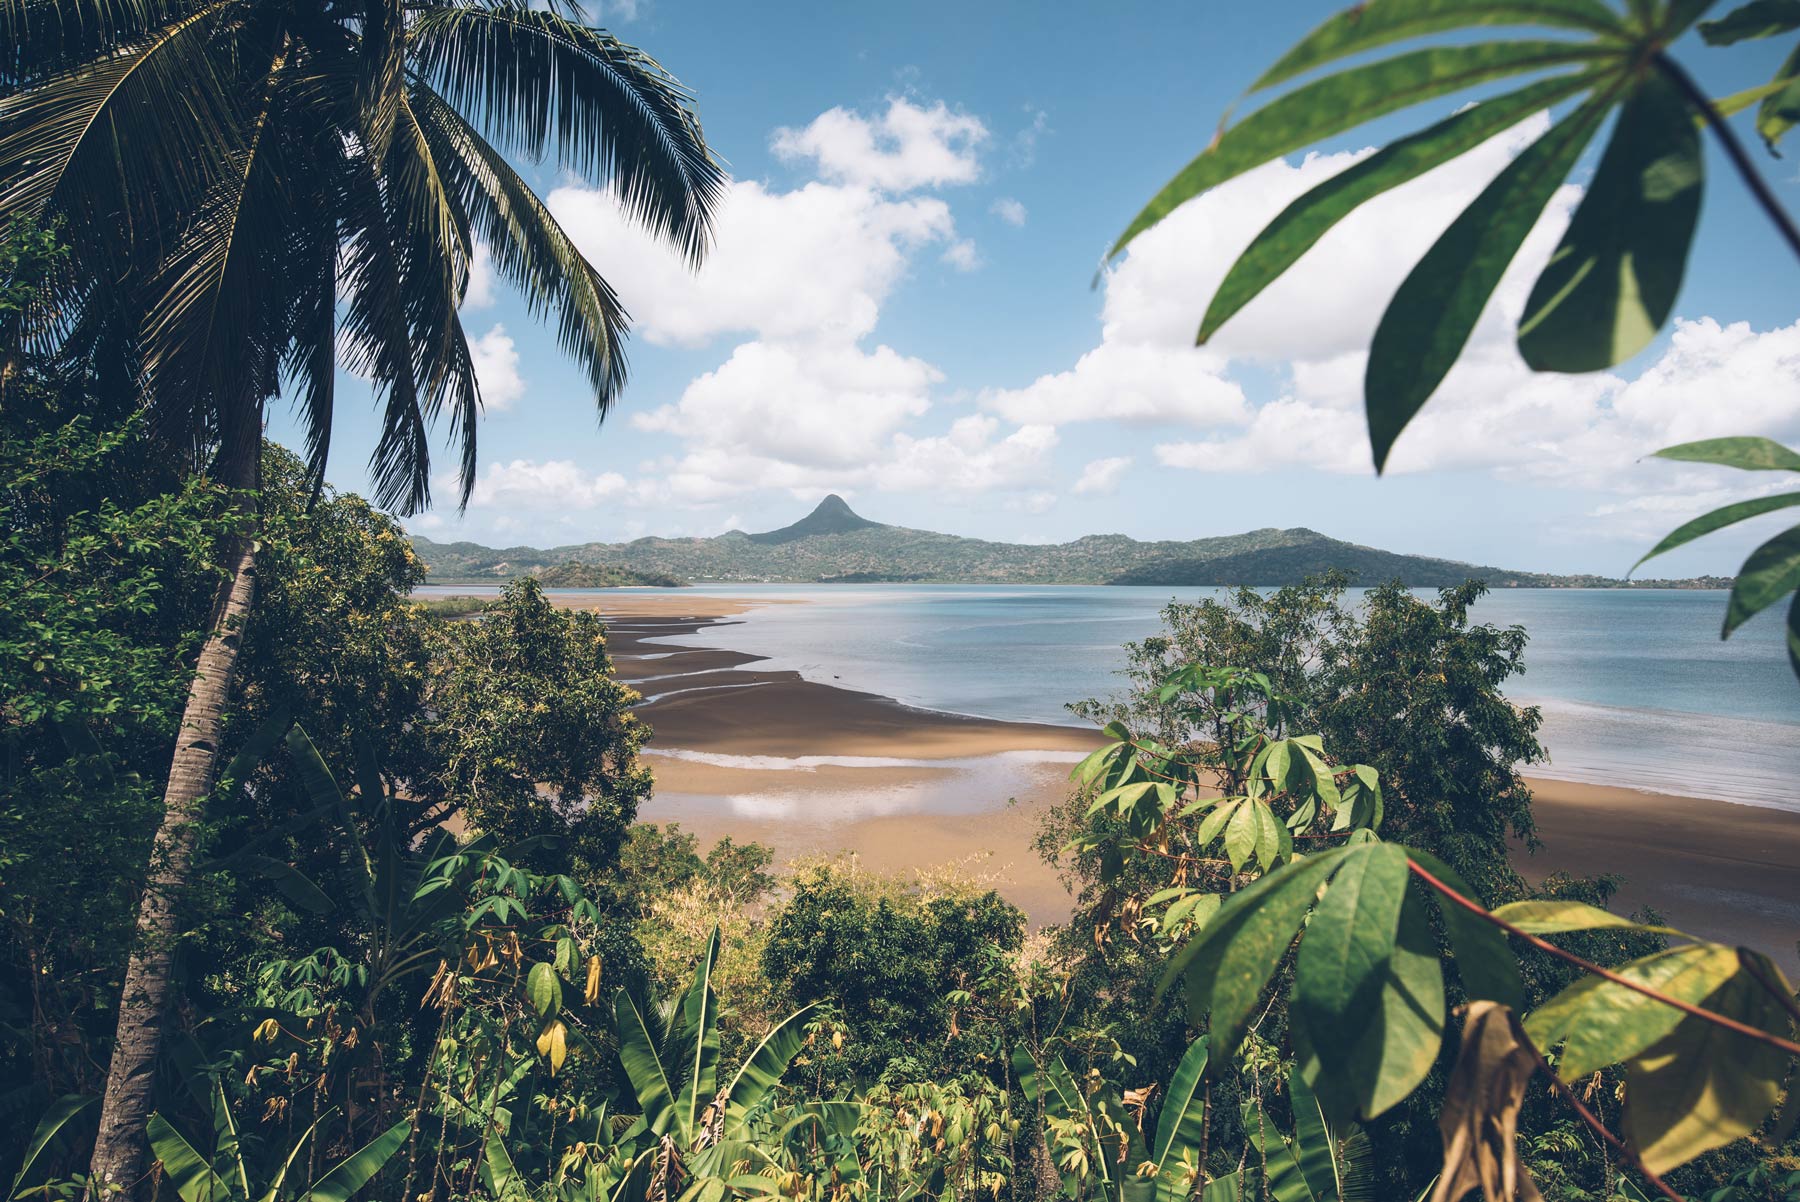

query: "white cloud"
(771, 97), (987, 192)
(458, 459), (629, 510)
(632, 340), (939, 468)
(990, 197), (1027, 226)
(463, 242), (496, 309)
(549, 179), (956, 348)
(983, 341), (1249, 426)
(941, 238), (981, 271)
(874, 417), (1058, 493)
(1073, 455), (1132, 495)
(469, 324), (524, 410)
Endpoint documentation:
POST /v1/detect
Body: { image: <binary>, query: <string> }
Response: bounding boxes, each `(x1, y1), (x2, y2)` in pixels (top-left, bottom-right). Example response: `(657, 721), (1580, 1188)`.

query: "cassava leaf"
(1406, 849), (1525, 1010)
(1634, 492), (1800, 570)
(1524, 943), (1743, 1079)
(1725, 525), (1800, 637)
(1366, 94), (1609, 471)
(1490, 898), (1686, 936)
(1654, 436), (1800, 471)
(1517, 70), (1702, 372)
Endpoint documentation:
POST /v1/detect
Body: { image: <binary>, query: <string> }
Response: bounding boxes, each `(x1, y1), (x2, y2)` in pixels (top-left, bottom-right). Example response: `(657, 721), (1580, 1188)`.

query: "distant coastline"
(413, 495), (1730, 590)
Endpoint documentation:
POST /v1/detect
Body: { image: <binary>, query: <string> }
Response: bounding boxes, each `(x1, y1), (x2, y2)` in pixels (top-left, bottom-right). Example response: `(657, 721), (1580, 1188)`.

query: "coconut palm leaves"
(0, 0), (723, 510)
(1113, 0), (1800, 473)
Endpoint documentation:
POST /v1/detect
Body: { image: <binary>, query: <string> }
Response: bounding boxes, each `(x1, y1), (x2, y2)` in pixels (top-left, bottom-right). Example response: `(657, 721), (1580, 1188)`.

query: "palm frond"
(0, 0), (187, 86)
(414, 81), (628, 410)
(0, 1), (240, 283)
(406, 3), (723, 265)
(138, 35), (293, 450)
(338, 150), (432, 514)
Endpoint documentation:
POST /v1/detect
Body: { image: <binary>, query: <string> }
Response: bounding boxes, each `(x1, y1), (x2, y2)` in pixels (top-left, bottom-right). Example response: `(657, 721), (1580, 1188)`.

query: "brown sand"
(578, 592), (1800, 968)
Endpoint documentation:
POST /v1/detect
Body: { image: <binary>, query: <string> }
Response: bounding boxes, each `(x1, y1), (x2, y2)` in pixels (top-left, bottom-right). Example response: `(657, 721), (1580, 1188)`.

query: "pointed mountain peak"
(747, 493), (884, 545)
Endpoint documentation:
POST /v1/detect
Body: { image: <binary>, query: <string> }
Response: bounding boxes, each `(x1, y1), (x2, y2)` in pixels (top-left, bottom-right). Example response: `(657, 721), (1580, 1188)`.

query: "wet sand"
(550, 591), (1800, 967)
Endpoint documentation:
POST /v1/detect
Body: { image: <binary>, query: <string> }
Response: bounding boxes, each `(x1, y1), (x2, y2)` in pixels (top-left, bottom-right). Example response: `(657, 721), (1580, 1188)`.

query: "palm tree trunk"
(88, 442), (260, 1201)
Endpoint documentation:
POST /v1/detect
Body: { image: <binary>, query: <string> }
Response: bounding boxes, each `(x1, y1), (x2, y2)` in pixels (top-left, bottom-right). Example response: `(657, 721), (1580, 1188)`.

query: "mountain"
(411, 497), (1717, 588)
(747, 494), (884, 544)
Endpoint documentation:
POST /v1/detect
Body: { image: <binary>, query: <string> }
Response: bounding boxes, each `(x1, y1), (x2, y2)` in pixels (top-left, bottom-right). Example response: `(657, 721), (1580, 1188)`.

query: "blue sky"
(271, 2), (1800, 575)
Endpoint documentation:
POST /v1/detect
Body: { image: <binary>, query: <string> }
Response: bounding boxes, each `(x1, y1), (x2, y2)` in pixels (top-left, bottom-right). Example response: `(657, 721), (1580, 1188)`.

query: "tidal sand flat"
(561, 591), (1800, 968)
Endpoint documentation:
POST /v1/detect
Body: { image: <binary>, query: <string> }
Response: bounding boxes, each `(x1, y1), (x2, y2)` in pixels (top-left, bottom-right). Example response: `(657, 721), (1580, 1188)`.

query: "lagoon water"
(614, 584), (1800, 813)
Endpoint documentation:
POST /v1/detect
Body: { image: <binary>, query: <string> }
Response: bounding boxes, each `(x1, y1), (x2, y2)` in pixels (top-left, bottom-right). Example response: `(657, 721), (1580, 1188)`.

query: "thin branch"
(1508, 1012), (1684, 1202)
(1407, 858), (1800, 1060)
(1654, 51), (1800, 265)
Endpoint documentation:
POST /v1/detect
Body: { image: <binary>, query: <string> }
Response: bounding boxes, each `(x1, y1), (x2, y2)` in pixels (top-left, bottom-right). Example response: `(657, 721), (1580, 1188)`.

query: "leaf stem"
(1509, 1011), (1683, 1202)
(1653, 51), (1800, 265)
(1406, 858), (1800, 1059)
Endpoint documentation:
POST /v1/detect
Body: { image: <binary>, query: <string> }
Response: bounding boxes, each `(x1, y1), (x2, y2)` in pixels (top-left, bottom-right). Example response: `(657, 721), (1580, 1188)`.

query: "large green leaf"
(1254, 0), (1626, 90)
(1287, 1069), (1338, 1202)
(10, 1095), (98, 1197)
(1701, 0), (1800, 42)
(1757, 43), (1800, 147)
(306, 1118), (409, 1202)
(1635, 492), (1800, 570)
(724, 1002), (819, 1136)
(1151, 1036), (1210, 1187)
(1293, 844), (1411, 1102)
(147, 1113), (238, 1202)
(1517, 71), (1702, 372)
(1405, 850), (1524, 1010)
(1489, 898), (1684, 936)
(1201, 71), (1600, 343)
(1524, 943), (1743, 1079)
(526, 961), (561, 1019)
(1622, 956), (1794, 1173)
(1726, 525), (1800, 637)
(240, 855), (335, 915)
(1654, 436), (1800, 471)
(1297, 856), (1446, 1121)
(1366, 95), (1609, 470)
(678, 926), (722, 1137)
(481, 1124), (530, 1201)
(1788, 590), (1800, 677)
(285, 726), (377, 917)
(615, 987), (682, 1139)
(1162, 848), (1349, 1065)
(1113, 40), (1613, 255)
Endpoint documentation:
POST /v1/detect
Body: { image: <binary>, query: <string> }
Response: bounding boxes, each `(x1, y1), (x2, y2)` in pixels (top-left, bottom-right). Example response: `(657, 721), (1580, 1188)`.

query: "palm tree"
(0, 0), (723, 1195)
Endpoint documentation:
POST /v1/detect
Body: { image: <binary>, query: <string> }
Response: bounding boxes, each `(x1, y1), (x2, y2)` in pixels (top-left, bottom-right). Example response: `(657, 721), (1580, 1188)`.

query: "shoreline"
(561, 592), (1800, 968)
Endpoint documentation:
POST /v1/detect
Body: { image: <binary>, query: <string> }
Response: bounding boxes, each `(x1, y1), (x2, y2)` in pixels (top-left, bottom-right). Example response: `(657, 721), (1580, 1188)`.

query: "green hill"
(410, 497), (1717, 588)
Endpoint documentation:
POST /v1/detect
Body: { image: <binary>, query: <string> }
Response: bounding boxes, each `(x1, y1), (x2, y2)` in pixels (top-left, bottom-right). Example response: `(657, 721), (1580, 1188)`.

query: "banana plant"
(1247, 1069), (1375, 1202)
(146, 1074), (407, 1202)
(608, 928), (820, 1202)
(1015, 1036), (1213, 1202)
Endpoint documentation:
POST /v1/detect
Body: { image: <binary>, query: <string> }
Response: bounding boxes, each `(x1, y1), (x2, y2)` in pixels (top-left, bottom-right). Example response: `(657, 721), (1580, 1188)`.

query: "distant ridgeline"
(412, 495), (1728, 588)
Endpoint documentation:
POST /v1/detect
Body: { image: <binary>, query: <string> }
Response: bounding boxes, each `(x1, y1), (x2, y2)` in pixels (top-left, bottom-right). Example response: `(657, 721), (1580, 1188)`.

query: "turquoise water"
(418, 583), (1800, 810)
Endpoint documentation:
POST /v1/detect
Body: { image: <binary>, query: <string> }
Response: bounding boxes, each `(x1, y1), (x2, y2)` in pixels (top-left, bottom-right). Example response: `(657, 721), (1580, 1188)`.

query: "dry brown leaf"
(1431, 1002), (1545, 1202)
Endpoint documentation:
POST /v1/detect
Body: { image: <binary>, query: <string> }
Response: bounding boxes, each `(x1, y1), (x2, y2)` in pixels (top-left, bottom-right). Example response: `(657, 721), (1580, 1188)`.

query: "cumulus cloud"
(469, 324), (524, 410)
(990, 197), (1027, 226)
(941, 238), (981, 271)
(771, 97), (987, 192)
(463, 242), (496, 309)
(457, 460), (629, 510)
(1073, 455), (1132, 495)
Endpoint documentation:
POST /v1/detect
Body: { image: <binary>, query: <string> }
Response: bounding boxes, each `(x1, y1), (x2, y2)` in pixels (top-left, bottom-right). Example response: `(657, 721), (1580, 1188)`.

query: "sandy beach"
(558, 591), (1800, 971)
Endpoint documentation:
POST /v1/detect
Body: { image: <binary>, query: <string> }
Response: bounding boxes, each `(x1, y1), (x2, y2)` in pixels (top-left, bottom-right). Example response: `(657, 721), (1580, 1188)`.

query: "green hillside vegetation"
(533, 561), (688, 588)
(414, 497), (1726, 588)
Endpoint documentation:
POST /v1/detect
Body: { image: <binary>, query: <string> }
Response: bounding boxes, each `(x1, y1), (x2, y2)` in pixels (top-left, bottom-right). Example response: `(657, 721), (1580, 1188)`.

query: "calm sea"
(418, 584), (1800, 811)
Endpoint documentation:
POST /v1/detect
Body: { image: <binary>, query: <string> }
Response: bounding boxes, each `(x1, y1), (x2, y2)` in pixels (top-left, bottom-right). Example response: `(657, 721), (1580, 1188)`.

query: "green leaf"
(1366, 95), (1608, 471)
(1407, 850), (1525, 1010)
(9, 1095), (98, 1197)
(285, 726), (377, 916)
(1202, 72), (1603, 342)
(1622, 955), (1794, 1174)
(1162, 848), (1349, 1064)
(1700, 0), (1800, 43)
(1293, 844), (1414, 1119)
(1287, 1068), (1337, 1202)
(615, 988), (681, 1138)
(1223, 798), (1259, 873)
(1758, 44), (1800, 148)
(241, 856), (335, 915)
(1254, 0), (1626, 90)
(724, 1003), (818, 1137)
(1525, 944), (1742, 1079)
(1634, 491), (1800, 571)
(1787, 590), (1800, 680)
(1726, 525), (1800, 637)
(1490, 898), (1684, 936)
(216, 705), (291, 799)
(1653, 436), (1800, 471)
(1518, 71), (1701, 372)
(1310, 885), (1446, 1121)
(526, 961), (561, 1019)
(1151, 1036), (1210, 1187)
(678, 926), (722, 1134)
(1113, 40), (1614, 256)
(147, 1113), (239, 1202)
(304, 1119), (408, 1202)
